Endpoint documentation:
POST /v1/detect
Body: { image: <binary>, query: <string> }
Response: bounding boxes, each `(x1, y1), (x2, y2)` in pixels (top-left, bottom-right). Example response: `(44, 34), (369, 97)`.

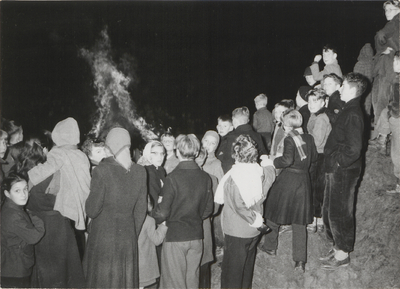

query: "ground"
(210, 145), (400, 288)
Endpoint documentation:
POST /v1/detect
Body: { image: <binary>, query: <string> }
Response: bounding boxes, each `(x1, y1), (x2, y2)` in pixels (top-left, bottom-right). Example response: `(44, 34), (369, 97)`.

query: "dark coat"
(152, 160), (214, 242)
(265, 134), (317, 225)
(217, 124), (268, 173)
(326, 90), (345, 124)
(1, 199), (45, 277)
(26, 176), (85, 288)
(324, 97), (364, 172)
(299, 105), (311, 133)
(83, 157), (147, 289)
(145, 165), (166, 204)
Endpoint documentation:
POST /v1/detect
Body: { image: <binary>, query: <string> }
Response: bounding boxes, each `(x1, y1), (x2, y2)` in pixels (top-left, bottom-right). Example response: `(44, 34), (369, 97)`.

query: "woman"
(263, 109), (317, 273)
(215, 134), (275, 288)
(20, 142), (86, 288)
(83, 127), (147, 288)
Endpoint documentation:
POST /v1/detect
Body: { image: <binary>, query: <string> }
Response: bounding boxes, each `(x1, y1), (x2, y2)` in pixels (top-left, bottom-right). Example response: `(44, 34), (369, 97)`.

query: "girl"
(1, 174), (45, 288)
(263, 109), (318, 273)
(138, 195), (168, 288)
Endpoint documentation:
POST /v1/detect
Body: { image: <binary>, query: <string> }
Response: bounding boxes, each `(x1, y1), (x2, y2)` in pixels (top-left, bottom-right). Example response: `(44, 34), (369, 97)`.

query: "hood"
(51, 117), (80, 146)
(357, 43), (374, 62)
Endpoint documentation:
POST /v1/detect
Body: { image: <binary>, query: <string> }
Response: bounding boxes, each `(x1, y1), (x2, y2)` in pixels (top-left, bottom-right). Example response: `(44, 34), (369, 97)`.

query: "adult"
(83, 127), (147, 288)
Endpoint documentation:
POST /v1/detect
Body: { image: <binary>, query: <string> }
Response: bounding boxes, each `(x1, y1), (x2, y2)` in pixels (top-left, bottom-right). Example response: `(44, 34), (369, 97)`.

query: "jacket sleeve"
(253, 113), (261, 132)
(334, 113), (363, 168)
(27, 149), (64, 186)
(152, 177), (175, 224)
(146, 218), (168, 246)
(273, 137), (295, 169)
(134, 169), (148, 236)
(202, 177), (214, 220)
(311, 117), (332, 151)
(12, 214), (45, 245)
(85, 166), (106, 219)
(146, 167), (162, 203)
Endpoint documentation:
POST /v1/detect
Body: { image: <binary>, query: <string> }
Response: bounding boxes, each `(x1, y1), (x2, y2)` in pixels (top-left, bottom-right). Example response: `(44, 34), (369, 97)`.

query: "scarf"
(287, 128), (307, 161)
(215, 162), (264, 208)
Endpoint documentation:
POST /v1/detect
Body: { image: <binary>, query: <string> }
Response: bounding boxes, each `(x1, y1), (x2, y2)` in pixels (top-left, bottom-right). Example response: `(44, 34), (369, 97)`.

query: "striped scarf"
(288, 129), (307, 161)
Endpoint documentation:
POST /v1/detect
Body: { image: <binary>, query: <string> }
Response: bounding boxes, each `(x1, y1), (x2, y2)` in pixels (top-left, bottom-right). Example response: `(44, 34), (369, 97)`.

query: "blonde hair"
(254, 94), (268, 106)
(176, 134), (200, 160)
(281, 109), (303, 129)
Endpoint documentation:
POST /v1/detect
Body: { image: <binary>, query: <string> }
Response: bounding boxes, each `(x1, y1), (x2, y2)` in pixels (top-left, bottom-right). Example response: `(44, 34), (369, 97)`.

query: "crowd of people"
(1, 1), (399, 288)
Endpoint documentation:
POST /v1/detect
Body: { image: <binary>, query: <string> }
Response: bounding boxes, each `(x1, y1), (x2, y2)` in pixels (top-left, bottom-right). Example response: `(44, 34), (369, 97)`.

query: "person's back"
(253, 94), (274, 150)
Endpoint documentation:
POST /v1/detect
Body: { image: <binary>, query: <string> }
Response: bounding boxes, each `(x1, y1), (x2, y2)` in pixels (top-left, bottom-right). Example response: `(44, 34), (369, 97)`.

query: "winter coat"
(324, 97), (364, 172)
(253, 107), (274, 134)
(217, 124), (268, 173)
(26, 176), (85, 288)
(83, 157), (147, 289)
(265, 134), (317, 225)
(326, 90), (345, 124)
(28, 118), (91, 230)
(163, 153), (179, 174)
(203, 153), (224, 182)
(310, 59), (343, 81)
(145, 165), (166, 204)
(298, 105), (311, 133)
(138, 215), (167, 288)
(222, 166), (275, 238)
(152, 160), (214, 242)
(307, 108), (332, 153)
(353, 43), (374, 81)
(1, 199), (45, 278)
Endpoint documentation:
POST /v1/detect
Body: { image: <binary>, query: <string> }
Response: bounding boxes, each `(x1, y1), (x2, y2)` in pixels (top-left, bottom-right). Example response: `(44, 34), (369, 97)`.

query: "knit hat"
(105, 127), (131, 156)
(304, 66), (312, 76)
(299, 86), (312, 101)
(202, 130), (220, 145)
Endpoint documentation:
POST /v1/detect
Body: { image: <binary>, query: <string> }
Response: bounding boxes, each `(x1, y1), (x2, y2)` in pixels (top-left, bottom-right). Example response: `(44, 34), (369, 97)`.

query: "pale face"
(385, 4), (400, 21)
(322, 49), (337, 65)
(305, 75), (316, 86)
(216, 120), (233, 137)
(90, 146), (107, 164)
(340, 80), (356, 103)
(5, 181), (29, 206)
(202, 135), (218, 154)
(323, 78), (340, 96)
(161, 137), (175, 153)
(308, 96), (326, 113)
(0, 137), (7, 159)
(394, 56), (400, 73)
(274, 105), (288, 122)
(296, 92), (308, 108)
(149, 145), (165, 167)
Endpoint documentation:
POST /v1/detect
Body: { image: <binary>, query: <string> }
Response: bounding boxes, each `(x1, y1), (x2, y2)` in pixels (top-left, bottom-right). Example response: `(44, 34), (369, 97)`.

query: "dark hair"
(1, 173), (27, 204)
(1, 119), (23, 144)
(344, 72), (368, 97)
(12, 142), (46, 180)
(306, 88), (327, 101)
(395, 51), (400, 57)
(217, 114), (233, 123)
(323, 44), (337, 54)
(81, 137), (106, 157)
(8, 141), (31, 165)
(323, 73), (343, 86)
(275, 99), (295, 109)
(161, 132), (175, 141)
(384, 0), (400, 9)
(231, 135), (258, 163)
(176, 134), (200, 160)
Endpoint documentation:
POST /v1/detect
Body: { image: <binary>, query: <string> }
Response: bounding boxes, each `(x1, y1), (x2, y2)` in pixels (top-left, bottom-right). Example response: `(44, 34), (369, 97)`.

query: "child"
(161, 132), (179, 174)
(1, 174), (45, 288)
(310, 44), (343, 81)
(253, 94), (274, 151)
(216, 114), (234, 137)
(262, 109), (317, 273)
(138, 195), (168, 289)
(202, 130), (224, 181)
(81, 137), (111, 168)
(152, 134), (214, 289)
(306, 89), (332, 233)
(304, 66), (318, 87)
(322, 73), (344, 124)
(215, 134), (275, 288)
(28, 117), (91, 231)
(296, 86), (312, 133)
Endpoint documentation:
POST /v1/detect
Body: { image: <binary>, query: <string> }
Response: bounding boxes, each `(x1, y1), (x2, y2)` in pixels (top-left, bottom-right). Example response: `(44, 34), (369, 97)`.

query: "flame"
(80, 28), (157, 141)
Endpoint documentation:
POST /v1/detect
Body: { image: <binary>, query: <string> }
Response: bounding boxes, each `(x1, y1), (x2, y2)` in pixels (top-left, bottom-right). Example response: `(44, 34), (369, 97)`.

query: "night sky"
(1, 1), (386, 140)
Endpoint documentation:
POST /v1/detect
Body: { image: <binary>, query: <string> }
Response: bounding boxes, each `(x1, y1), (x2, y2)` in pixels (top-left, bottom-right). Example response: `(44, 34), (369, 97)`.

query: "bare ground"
(210, 146), (400, 288)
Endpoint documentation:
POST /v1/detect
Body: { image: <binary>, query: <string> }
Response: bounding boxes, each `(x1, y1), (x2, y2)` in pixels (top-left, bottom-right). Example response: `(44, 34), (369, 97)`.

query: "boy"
(322, 73), (344, 124)
(152, 134), (214, 289)
(321, 73), (367, 270)
(311, 44), (343, 82)
(306, 89), (332, 233)
(81, 137), (111, 168)
(253, 94), (274, 150)
(216, 114), (233, 171)
(160, 131), (179, 174)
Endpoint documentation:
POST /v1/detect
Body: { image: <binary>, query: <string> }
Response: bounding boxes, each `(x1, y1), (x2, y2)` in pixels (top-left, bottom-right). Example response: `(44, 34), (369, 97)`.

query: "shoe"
(319, 248), (335, 261)
(321, 256), (350, 270)
(258, 245), (277, 255)
(387, 184), (400, 194)
(279, 225), (292, 234)
(294, 261), (305, 273)
(257, 223), (272, 235)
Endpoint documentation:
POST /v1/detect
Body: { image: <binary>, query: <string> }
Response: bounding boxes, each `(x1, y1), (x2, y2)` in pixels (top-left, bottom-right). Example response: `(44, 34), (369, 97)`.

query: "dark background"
(0, 1), (386, 140)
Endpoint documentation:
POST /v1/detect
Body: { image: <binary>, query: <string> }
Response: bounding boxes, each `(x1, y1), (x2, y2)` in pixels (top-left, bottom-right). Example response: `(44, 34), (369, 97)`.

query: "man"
(320, 72), (367, 269)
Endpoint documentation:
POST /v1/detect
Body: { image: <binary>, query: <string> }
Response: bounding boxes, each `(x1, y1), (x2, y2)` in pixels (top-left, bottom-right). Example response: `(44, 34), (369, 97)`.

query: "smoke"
(80, 27), (157, 141)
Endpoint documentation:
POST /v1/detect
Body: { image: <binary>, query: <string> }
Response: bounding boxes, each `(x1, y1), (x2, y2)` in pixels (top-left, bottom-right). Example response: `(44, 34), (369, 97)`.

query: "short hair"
(281, 109), (303, 129)
(161, 132), (175, 141)
(254, 94), (268, 106)
(384, 0), (400, 9)
(323, 73), (343, 86)
(323, 44), (338, 54)
(1, 173), (27, 202)
(274, 99), (295, 110)
(231, 135), (258, 164)
(82, 137), (106, 157)
(218, 114), (233, 124)
(0, 130), (8, 140)
(176, 134), (200, 160)
(306, 88), (327, 101)
(344, 72), (368, 97)
(14, 142), (46, 180)
(395, 51), (400, 58)
(232, 107), (250, 124)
